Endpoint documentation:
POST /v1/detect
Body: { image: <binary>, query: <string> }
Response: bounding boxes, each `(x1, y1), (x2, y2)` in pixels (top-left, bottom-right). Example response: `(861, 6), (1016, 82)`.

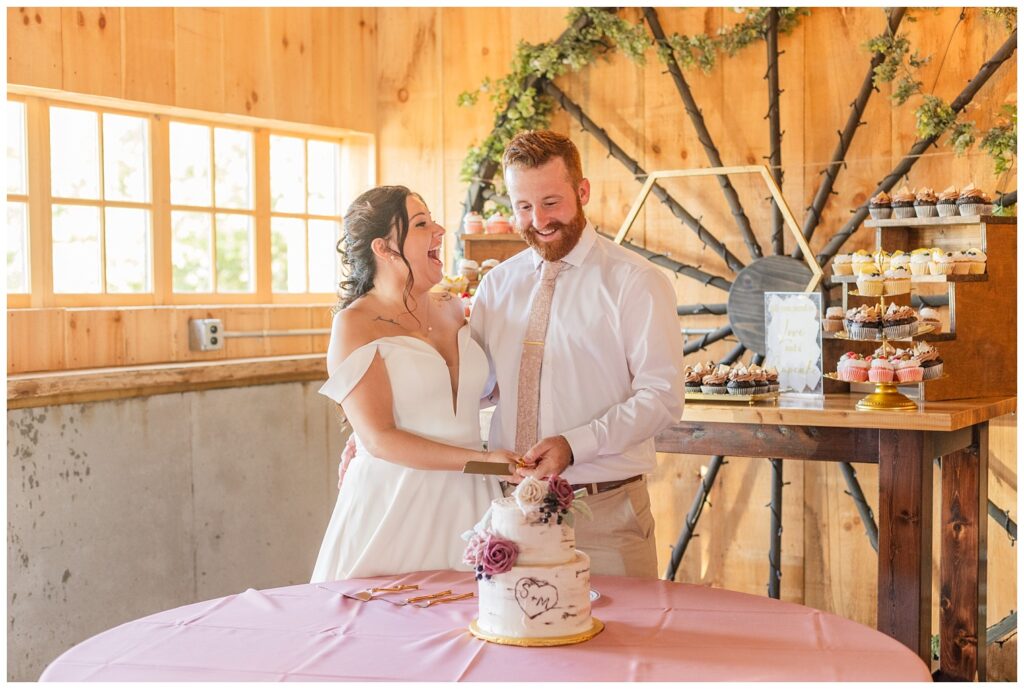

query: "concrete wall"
(7, 382), (346, 681)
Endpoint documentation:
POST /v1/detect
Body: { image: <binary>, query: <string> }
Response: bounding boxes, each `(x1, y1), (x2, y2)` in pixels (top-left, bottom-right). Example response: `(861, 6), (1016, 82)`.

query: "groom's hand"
(517, 435), (573, 479)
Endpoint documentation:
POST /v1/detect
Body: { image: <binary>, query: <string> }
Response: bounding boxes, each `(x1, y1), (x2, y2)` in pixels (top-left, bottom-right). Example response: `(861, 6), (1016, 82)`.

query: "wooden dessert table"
(655, 392), (1017, 682)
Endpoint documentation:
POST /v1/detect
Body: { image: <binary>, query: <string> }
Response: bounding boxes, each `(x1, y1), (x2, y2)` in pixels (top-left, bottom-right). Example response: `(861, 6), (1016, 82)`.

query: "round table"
(40, 569), (931, 681)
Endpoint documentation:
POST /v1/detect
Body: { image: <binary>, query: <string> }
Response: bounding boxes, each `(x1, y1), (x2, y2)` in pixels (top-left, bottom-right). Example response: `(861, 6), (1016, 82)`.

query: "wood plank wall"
(8, 6), (1017, 675)
(374, 7), (1016, 676)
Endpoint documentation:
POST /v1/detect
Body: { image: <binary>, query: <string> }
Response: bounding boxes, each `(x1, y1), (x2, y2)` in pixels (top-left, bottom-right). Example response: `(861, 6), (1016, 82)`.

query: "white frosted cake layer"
(476, 551), (592, 638)
(489, 497), (575, 566)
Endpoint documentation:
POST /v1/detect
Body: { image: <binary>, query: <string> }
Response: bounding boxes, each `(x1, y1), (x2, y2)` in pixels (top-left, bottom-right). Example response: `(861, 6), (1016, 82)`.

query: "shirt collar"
(530, 220), (597, 271)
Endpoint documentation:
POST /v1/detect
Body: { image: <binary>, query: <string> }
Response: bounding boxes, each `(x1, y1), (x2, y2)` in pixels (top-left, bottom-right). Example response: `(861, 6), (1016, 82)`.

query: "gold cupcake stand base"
(469, 618), (604, 647)
(825, 373), (946, 411)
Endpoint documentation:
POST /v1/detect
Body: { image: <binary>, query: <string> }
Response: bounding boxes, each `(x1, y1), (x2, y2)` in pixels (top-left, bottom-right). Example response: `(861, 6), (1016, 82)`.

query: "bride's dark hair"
(335, 185), (419, 314)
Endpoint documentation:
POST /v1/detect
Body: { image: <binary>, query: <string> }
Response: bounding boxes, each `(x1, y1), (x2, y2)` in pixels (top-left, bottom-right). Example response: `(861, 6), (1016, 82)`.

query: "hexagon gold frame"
(612, 165), (824, 293)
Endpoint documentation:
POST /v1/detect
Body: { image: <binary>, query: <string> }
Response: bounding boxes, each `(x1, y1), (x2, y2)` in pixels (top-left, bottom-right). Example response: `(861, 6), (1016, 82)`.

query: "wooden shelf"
(865, 214), (1015, 228)
(829, 273), (987, 284)
(463, 233), (524, 242)
(823, 331), (956, 343)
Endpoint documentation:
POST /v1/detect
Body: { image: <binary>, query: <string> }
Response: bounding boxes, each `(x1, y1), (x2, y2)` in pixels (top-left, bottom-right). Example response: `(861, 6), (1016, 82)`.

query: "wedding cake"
(463, 476), (603, 645)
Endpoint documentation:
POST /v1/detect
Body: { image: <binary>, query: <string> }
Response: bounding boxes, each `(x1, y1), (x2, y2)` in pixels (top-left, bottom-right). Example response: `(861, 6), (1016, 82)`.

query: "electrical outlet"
(189, 318), (224, 351)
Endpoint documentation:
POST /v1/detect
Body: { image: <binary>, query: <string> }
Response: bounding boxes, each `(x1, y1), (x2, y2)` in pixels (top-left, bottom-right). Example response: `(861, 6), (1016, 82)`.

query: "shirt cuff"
(561, 425), (599, 466)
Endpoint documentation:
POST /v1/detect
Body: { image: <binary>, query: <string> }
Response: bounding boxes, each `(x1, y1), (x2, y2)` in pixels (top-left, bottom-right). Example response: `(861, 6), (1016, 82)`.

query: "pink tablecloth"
(40, 569), (931, 681)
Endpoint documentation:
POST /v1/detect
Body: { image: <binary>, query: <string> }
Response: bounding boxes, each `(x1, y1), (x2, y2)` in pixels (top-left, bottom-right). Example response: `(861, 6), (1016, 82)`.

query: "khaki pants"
(574, 478), (658, 579)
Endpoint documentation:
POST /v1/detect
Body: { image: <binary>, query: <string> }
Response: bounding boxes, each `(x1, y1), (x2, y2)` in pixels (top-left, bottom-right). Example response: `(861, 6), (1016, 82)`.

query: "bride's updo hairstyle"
(336, 185), (418, 312)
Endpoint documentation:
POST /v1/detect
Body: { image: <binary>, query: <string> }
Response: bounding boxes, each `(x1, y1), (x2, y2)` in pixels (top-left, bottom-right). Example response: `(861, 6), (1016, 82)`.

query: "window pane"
(270, 135), (305, 213)
(6, 201), (29, 292)
(105, 207), (151, 293)
(215, 213), (254, 292)
(307, 140), (340, 216)
(7, 100), (27, 195)
(271, 217), (306, 293)
(103, 114), (150, 202)
(172, 211), (212, 292)
(214, 128), (253, 210)
(308, 219), (341, 293)
(50, 107), (100, 199)
(170, 122), (211, 207)
(52, 204), (101, 292)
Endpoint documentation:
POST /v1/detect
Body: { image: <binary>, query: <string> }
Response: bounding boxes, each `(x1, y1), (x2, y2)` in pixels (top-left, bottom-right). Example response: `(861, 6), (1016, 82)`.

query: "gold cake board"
(469, 618), (604, 647)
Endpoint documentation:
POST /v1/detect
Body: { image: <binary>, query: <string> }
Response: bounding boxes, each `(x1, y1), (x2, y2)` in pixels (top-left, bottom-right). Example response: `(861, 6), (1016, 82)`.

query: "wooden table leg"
(939, 422), (988, 682)
(877, 429), (933, 663)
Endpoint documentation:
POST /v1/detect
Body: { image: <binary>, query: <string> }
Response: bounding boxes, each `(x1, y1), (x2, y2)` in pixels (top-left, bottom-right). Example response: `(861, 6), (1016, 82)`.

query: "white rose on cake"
(514, 477), (547, 512)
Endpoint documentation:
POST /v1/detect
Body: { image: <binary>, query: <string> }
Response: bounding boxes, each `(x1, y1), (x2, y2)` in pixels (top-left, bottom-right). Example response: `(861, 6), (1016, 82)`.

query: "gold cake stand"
(469, 618), (604, 647)
(825, 372), (946, 411)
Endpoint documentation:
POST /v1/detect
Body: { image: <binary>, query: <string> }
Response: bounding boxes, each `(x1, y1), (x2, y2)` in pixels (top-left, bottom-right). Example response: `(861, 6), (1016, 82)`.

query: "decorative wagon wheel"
(458, 7), (1017, 605)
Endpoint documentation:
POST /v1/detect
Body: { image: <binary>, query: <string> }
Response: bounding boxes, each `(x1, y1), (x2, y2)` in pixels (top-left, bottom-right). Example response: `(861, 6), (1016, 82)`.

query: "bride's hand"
(483, 449), (522, 477)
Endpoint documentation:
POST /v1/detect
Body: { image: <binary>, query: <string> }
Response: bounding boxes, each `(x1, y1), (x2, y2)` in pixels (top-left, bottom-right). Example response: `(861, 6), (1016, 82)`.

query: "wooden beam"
(656, 423), (880, 463)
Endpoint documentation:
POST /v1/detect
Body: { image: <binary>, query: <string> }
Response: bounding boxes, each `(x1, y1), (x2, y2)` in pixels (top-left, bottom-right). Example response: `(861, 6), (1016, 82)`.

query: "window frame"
(7, 86), (375, 309)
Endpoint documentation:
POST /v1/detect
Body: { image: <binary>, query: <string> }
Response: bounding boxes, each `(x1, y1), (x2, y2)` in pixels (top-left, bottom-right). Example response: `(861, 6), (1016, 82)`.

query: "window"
(7, 89), (371, 308)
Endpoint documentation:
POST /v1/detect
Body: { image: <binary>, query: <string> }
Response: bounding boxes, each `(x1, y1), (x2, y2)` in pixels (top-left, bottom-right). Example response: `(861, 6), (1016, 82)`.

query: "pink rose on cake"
(480, 535), (519, 578)
(548, 476), (576, 511)
(463, 532), (488, 568)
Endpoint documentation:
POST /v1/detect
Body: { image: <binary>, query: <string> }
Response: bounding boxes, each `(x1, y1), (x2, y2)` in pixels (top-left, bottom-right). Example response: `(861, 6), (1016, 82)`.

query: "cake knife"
(462, 460), (514, 476)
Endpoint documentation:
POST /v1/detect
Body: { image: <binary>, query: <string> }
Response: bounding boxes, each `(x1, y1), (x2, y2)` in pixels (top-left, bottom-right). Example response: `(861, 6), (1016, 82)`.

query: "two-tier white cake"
(463, 477), (602, 645)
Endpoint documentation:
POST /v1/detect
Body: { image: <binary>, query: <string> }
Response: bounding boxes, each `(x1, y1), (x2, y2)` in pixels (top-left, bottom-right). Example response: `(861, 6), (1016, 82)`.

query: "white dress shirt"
(470, 222), (685, 483)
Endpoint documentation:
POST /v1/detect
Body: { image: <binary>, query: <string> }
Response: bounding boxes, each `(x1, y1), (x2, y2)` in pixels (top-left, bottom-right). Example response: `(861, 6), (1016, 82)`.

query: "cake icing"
(463, 476), (595, 640)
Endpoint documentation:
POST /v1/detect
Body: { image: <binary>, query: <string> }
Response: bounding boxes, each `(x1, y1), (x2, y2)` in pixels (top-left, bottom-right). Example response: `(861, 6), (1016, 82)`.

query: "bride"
(311, 185), (518, 582)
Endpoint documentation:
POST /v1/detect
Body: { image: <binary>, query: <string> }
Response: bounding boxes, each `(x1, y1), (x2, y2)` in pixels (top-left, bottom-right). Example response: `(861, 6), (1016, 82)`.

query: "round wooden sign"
(726, 255), (822, 355)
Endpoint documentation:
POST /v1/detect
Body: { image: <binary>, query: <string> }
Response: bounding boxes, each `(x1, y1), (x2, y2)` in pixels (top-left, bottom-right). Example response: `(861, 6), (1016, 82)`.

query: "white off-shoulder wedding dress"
(311, 324), (503, 582)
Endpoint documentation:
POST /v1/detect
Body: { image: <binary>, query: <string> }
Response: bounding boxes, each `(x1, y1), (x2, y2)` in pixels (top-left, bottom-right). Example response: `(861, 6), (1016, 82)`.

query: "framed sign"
(764, 292), (823, 395)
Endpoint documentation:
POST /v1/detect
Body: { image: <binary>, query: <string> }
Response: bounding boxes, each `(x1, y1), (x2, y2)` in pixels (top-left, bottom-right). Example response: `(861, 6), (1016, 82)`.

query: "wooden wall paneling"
(64, 308), (128, 369)
(801, 8), (893, 262)
(172, 8), (224, 113)
(59, 7), (121, 98)
(266, 306), (313, 356)
(375, 8), (443, 212)
(439, 6), (513, 267)
(7, 7), (63, 89)
(122, 306), (177, 366)
(122, 7), (175, 106)
(221, 8), (274, 119)
(986, 413), (1017, 679)
(171, 307), (227, 362)
(7, 309), (65, 374)
(310, 304), (333, 354)
(310, 8), (378, 133)
(217, 306), (268, 359)
(650, 451), (714, 585)
(266, 8), (313, 126)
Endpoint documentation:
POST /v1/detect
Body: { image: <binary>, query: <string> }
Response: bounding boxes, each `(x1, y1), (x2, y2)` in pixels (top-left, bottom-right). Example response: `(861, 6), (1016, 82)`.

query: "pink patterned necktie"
(514, 260), (565, 456)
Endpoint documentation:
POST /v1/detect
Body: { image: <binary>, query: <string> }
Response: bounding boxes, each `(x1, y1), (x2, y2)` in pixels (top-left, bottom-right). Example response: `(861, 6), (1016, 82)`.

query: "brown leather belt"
(572, 474), (643, 496)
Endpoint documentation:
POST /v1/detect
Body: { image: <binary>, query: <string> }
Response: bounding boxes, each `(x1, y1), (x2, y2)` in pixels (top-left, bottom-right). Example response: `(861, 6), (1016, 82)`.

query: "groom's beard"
(516, 200), (587, 263)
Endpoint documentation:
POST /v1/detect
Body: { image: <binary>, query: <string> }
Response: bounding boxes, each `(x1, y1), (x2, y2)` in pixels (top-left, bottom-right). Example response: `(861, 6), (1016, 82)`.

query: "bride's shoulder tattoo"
(435, 292), (453, 302)
(373, 316), (402, 327)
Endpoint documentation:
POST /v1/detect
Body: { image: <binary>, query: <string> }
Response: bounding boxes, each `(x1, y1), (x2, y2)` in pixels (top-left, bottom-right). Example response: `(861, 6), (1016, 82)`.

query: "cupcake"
(832, 253), (854, 276)
(846, 304), (883, 340)
(479, 258), (500, 279)
(913, 342), (944, 380)
(868, 191), (892, 220)
(701, 364), (731, 395)
(957, 184), (993, 217)
(937, 186), (959, 216)
(889, 250), (910, 271)
(837, 352), (870, 383)
(895, 356), (924, 383)
(909, 249), (931, 276)
(891, 185), (917, 219)
(463, 211), (485, 235)
(884, 265), (912, 295)
(918, 307), (942, 333)
(684, 363), (706, 393)
(823, 306), (845, 333)
(868, 357), (895, 383)
(951, 250), (972, 275)
(749, 365), (770, 394)
(929, 250), (955, 276)
(883, 302), (918, 339)
(458, 258), (480, 282)
(439, 273), (470, 294)
(726, 365), (756, 395)
(914, 187), (938, 218)
(851, 250), (874, 275)
(964, 248), (986, 275)
(485, 212), (513, 234)
(856, 265), (885, 296)
(765, 367), (780, 393)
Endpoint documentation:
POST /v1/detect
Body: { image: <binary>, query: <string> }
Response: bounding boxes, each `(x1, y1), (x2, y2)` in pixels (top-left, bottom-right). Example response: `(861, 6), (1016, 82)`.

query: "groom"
(469, 130), (684, 578)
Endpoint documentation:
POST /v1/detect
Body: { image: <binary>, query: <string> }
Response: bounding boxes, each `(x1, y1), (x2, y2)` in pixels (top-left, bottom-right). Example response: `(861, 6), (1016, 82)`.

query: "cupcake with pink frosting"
(837, 352), (870, 383)
(868, 357), (895, 383)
